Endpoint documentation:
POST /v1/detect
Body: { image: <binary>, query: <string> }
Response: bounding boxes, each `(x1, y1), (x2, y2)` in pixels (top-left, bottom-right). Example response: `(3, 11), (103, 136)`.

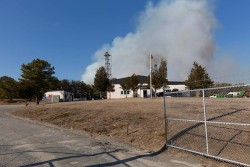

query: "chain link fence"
(165, 84), (250, 166)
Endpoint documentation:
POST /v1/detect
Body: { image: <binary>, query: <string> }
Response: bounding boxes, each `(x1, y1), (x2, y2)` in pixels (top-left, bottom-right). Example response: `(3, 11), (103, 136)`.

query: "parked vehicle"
(209, 94), (218, 98)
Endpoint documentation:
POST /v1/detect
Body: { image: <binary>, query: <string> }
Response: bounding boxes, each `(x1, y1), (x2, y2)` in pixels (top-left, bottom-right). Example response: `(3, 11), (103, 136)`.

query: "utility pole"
(150, 54), (153, 98)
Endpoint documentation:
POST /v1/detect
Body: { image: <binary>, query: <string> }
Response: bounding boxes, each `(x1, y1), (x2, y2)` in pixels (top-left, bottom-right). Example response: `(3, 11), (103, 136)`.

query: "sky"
(0, 0), (250, 83)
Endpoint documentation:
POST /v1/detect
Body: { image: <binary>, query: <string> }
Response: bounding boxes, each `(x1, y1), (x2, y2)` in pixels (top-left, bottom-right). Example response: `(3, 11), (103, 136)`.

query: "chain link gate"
(164, 84), (250, 166)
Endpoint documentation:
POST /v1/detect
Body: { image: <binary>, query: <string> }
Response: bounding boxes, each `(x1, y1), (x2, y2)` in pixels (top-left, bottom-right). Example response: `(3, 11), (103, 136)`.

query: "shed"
(44, 90), (73, 102)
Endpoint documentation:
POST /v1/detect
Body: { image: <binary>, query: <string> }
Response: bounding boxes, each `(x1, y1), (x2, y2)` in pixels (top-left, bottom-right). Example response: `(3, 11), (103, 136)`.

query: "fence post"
(163, 84), (168, 148)
(202, 89), (209, 155)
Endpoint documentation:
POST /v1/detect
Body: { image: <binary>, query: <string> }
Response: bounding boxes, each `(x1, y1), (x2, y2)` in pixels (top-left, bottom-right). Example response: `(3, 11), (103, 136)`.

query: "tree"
(151, 69), (161, 96)
(0, 76), (18, 101)
(94, 66), (110, 98)
(213, 82), (232, 87)
(85, 84), (94, 99)
(18, 80), (34, 106)
(158, 59), (168, 86)
(59, 79), (71, 91)
(20, 59), (55, 104)
(55, 79), (94, 100)
(147, 59), (168, 97)
(70, 80), (93, 99)
(48, 76), (61, 91)
(120, 77), (130, 98)
(185, 61), (213, 90)
(129, 74), (139, 97)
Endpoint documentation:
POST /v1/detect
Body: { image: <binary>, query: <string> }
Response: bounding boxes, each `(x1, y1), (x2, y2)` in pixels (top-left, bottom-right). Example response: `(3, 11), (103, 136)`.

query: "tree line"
(93, 59), (169, 98)
(93, 58), (217, 98)
(0, 59), (94, 105)
(0, 57), (221, 104)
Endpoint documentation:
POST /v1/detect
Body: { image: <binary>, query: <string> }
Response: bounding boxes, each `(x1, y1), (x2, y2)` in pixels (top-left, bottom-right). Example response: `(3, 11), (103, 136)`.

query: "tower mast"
(104, 52), (111, 79)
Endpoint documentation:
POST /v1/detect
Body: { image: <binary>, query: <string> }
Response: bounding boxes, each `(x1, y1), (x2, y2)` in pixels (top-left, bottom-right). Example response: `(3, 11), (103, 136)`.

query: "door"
(143, 90), (147, 98)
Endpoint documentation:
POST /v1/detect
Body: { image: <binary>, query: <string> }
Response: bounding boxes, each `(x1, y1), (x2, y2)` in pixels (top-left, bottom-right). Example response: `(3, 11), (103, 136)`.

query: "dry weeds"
(8, 97), (250, 166)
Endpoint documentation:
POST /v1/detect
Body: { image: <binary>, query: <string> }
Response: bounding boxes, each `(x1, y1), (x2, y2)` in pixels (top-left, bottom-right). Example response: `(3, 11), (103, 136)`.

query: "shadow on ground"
(2, 145), (166, 167)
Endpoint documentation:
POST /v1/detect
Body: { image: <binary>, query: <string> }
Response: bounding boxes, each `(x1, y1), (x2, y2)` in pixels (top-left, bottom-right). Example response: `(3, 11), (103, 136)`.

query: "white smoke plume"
(82, 0), (217, 84)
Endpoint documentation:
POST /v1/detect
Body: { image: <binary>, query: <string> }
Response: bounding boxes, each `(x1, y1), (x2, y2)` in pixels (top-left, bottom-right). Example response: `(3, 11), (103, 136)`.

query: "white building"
(108, 75), (186, 99)
(44, 90), (74, 102)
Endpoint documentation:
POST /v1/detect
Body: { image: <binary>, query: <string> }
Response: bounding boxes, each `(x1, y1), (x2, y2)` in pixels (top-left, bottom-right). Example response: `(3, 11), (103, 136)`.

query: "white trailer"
(44, 91), (73, 102)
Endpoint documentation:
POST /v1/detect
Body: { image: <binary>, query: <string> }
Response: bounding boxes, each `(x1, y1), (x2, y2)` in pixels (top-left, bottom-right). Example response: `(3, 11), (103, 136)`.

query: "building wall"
(137, 89), (151, 98)
(109, 84), (134, 99)
(44, 91), (73, 102)
(109, 83), (186, 99)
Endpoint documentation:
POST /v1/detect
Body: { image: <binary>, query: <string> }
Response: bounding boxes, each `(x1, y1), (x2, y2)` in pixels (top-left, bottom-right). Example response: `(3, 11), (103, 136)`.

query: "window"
(121, 91), (130, 95)
(172, 89), (179, 92)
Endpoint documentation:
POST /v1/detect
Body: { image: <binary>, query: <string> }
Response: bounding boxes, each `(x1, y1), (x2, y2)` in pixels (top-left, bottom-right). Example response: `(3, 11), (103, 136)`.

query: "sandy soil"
(8, 97), (250, 166)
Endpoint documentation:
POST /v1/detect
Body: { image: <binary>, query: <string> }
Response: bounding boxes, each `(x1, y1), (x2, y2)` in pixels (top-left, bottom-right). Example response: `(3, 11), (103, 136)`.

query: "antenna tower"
(104, 52), (112, 79)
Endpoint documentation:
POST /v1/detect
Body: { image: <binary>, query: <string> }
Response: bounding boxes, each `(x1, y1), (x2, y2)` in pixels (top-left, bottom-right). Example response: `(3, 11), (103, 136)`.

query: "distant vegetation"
(148, 58), (168, 97)
(185, 61), (213, 89)
(120, 74), (140, 98)
(0, 58), (95, 104)
(0, 58), (240, 104)
(93, 66), (113, 98)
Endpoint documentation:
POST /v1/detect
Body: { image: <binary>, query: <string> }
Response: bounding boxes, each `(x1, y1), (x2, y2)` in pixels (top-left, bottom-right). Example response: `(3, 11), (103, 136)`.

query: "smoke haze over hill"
(81, 0), (243, 84)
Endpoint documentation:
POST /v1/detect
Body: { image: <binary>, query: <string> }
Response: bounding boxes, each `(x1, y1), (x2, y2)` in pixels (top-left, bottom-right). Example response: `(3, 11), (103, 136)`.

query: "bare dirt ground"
(166, 98), (250, 165)
(8, 97), (250, 166)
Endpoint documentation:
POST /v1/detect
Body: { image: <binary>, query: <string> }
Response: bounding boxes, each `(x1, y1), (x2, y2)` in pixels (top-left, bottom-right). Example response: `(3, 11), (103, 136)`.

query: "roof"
(111, 75), (185, 85)
(168, 81), (185, 85)
(45, 90), (73, 93)
(111, 75), (147, 85)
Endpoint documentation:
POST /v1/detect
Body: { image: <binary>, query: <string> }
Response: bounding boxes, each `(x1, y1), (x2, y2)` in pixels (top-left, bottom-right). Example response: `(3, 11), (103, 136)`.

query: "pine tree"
(158, 59), (168, 86)
(94, 66), (110, 98)
(120, 77), (130, 98)
(185, 61), (213, 89)
(129, 74), (139, 97)
(0, 76), (18, 101)
(18, 80), (34, 106)
(148, 58), (168, 96)
(20, 59), (55, 104)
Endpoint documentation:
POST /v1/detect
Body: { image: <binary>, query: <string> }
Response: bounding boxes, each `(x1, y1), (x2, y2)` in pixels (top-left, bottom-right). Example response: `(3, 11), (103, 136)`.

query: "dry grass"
(8, 97), (250, 166)
(9, 98), (166, 151)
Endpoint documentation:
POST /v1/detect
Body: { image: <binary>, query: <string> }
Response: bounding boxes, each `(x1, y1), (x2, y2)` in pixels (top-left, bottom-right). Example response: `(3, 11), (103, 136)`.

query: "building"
(44, 90), (74, 102)
(108, 75), (186, 99)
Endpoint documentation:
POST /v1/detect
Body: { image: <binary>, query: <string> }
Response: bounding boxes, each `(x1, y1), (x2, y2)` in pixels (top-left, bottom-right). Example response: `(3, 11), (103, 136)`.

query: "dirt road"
(0, 105), (206, 167)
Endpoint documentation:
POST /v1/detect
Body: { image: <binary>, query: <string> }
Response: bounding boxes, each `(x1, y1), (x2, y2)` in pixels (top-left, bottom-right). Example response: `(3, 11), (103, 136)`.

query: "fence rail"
(165, 84), (250, 166)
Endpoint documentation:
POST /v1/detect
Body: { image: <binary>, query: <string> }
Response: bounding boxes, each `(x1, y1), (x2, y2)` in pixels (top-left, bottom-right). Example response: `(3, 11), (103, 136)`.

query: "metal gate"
(164, 85), (250, 166)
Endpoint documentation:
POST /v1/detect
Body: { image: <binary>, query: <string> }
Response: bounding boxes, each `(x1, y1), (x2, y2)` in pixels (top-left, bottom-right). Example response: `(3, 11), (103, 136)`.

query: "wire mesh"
(165, 85), (250, 166)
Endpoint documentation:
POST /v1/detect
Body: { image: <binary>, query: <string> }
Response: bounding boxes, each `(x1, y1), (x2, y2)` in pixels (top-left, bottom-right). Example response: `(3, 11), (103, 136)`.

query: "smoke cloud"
(82, 0), (217, 84)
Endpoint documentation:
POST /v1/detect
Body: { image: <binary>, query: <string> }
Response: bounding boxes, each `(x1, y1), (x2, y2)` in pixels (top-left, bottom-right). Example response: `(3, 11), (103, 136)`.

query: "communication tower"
(104, 51), (112, 79)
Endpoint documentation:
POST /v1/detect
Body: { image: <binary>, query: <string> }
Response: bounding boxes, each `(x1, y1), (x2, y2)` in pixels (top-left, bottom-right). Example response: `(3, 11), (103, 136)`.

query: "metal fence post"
(163, 84), (168, 148)
(202, 89), (209, 155)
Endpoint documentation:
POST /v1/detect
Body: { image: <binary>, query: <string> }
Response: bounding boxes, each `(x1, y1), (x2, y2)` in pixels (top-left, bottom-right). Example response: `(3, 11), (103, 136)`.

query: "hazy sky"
(0, 0), (250, 82)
